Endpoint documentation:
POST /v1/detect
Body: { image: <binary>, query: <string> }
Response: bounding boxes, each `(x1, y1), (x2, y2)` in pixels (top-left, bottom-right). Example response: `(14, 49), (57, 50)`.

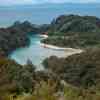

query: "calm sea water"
(0, 3), (100, 27)
(10, 35), (78, 70)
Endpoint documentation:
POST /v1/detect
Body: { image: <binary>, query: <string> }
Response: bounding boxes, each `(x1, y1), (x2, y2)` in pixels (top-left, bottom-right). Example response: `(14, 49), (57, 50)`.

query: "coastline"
(40, 41), (83, 58)
(10, 34), (83, 69)
(40, 42), (82, 51)
(39, 35), (83, 57)
(39, 35), (48, 39)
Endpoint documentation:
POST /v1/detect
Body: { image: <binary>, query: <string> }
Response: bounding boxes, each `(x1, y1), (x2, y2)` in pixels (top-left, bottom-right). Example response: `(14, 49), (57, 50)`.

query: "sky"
(0, 0), (100, 5)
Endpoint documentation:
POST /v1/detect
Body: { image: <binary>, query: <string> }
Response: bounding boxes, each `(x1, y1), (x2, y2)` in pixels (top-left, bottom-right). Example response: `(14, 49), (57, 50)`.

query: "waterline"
(10, 35), (82, 70)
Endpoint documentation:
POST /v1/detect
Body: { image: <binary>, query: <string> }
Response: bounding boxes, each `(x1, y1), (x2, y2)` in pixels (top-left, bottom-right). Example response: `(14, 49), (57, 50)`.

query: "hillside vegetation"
(42, 15), (100, 48)
(43, 48), (100, 89)
(0, 21), (41, 56)
(49, 15), (100, 33)
(0, 48), (100, 100)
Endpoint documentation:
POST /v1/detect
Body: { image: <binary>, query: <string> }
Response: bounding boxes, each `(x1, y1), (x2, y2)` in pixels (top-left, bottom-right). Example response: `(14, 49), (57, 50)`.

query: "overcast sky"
(0, 0), (100, 5)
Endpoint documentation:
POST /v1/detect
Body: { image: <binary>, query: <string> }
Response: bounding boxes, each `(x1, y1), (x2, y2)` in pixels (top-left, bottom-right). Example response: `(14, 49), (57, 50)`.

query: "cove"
(9, 34), (81, 70)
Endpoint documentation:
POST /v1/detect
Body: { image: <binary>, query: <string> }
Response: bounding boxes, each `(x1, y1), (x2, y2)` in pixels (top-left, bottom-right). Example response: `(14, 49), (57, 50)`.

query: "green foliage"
(63, 83), (100, 100)
(43, 48), (100, 89)
(42, 15), (100, 48)
(42, 32), (100, 48)
(49, 15), (100, 33)
(0, 21), (41, 56)
(31, 81), (57, 100)
(0, 93), (14, 100)
(7, 81), (100, 100)
(0, 58), (36, 95)
(0, 56), (100, 100)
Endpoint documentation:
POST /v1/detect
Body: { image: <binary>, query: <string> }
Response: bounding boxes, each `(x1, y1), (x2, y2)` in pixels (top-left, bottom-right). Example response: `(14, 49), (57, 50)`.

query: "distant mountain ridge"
(42, 15), (100, 48)
(49, 15), (100, 33)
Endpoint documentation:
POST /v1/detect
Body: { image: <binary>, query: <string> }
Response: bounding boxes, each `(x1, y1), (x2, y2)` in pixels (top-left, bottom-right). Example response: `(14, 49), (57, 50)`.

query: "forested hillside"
(49, 15), (100, 33)
(0, 21), (40, 56)
(42, 15), (100, 48)
(1, 48), (100, 100)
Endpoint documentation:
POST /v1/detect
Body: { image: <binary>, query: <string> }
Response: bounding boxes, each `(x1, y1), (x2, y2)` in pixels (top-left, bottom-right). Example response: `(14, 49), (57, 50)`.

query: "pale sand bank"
(40, 35), (83, 55)
(39, 35), (48, 38)
(40, 43), (83, 58)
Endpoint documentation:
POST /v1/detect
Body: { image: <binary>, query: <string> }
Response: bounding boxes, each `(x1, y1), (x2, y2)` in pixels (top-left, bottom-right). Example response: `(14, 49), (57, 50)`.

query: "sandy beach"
(11, 34), (83, 69)
(40, 42), (83, 57)
(39, 34), (83, 57)
(39, 35), (48, 38)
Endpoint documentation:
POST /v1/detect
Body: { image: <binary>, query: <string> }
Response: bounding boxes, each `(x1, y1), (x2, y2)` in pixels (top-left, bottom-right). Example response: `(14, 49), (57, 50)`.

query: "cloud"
(0, 0), (99, 5)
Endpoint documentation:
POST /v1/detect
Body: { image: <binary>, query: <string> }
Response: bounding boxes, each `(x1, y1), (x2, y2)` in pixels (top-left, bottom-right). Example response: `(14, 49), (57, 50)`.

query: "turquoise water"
(2, 3), (100, 69)
(10, 35), (70, 70)
(0, 3), (100, 27)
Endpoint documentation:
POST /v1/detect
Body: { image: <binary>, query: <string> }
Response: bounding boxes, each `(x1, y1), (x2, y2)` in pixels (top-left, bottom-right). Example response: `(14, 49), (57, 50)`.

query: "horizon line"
(0, 2), (99, 7)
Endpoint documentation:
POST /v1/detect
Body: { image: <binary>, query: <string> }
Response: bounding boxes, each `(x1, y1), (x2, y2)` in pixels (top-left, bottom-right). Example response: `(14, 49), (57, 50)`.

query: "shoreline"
(39, 35), (48, 39)
(10, 34), (83, 70)
(40, 42), (83, 55)
(39, 34), (83, 56)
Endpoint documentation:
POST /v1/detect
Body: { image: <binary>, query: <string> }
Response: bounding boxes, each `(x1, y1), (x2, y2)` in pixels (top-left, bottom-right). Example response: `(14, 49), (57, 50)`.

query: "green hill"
(43, 48), (100, 89)
(49, 15), (100, 33)
(42, 15), (100, 48)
